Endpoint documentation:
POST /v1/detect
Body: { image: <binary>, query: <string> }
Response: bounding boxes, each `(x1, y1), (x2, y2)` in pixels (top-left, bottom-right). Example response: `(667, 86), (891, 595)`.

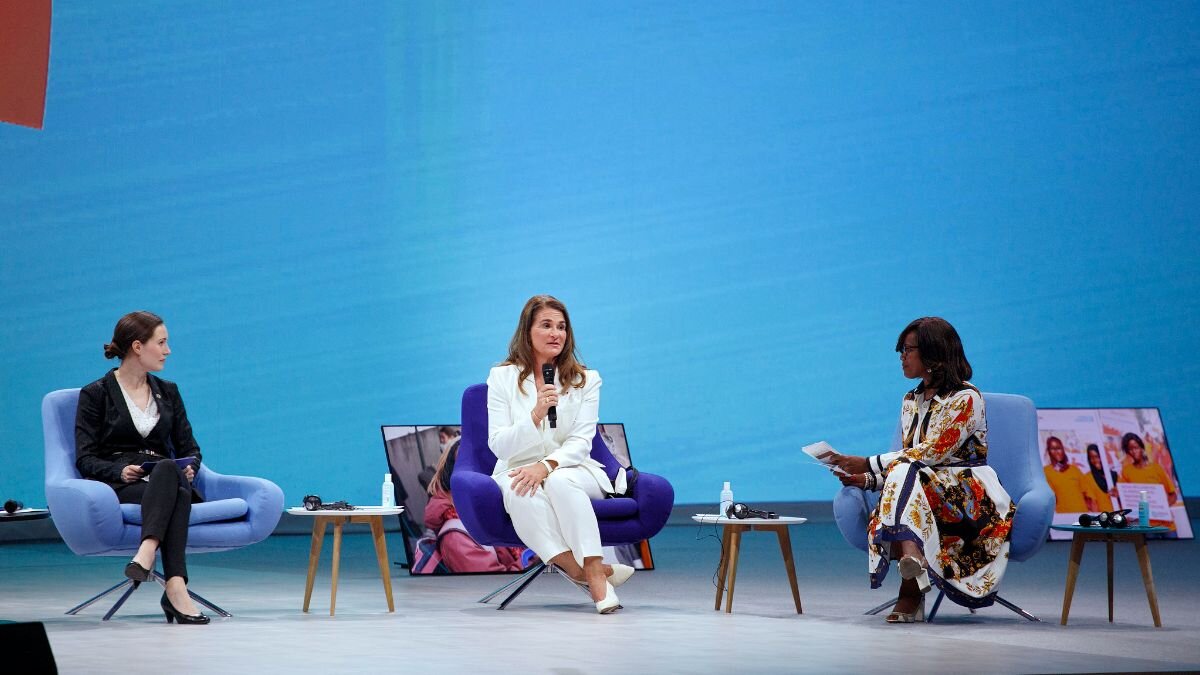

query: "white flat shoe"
(608, 563), (634, 587)
(898, 555), (932, 594)
(595, 581), (621, 614)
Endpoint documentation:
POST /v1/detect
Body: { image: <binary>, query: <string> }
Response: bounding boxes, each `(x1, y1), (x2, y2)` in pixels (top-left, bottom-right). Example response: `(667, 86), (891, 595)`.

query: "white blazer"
(486, 364), (621, 494)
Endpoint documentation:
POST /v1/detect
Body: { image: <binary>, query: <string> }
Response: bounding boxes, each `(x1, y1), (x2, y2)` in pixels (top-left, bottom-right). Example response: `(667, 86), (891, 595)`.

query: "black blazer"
(75, 370), (203, 498)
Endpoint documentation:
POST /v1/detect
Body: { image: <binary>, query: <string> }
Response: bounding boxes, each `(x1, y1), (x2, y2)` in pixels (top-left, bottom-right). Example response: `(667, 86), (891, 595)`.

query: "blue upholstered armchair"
(42, 388), (285, 620)
(450, 383), (674, 609)
(833, 392), (1055, 621)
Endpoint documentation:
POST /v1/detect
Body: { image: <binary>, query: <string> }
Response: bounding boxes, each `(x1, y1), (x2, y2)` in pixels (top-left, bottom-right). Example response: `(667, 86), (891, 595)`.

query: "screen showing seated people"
(1037, 408), (1191, 540)
(380, 423), (656, 575)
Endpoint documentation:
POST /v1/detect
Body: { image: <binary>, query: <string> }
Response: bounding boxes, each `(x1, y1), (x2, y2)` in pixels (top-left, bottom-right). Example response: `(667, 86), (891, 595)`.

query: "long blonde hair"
(502, 295), (587, 394)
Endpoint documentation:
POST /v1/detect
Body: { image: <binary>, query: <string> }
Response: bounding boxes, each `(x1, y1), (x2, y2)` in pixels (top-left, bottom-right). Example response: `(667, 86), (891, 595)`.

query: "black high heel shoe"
(124, 560), (152, 583)
(160, 592), (210, 625)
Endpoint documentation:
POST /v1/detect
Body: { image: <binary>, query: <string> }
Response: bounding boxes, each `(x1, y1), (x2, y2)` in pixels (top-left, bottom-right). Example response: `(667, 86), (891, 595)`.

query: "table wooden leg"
(330, 517), (344, 616)
(303, 517), (328, 613)
(368, 516), (395, 612)
(723, 526), (743, 614)
(1132, 534), (1162, 628)
(1060, 535), (1086, 625)
(774, 526), (803, 614)
(1106, 540), (1114, 623)
(714, 526), (732, 611)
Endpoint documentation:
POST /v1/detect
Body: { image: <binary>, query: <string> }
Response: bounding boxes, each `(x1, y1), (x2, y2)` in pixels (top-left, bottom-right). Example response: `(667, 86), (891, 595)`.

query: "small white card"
(803, 441), (848, 475)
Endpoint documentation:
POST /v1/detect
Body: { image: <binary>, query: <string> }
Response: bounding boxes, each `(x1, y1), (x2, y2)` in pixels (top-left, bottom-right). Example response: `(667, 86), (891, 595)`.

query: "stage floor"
(2, 515), (1198, 674)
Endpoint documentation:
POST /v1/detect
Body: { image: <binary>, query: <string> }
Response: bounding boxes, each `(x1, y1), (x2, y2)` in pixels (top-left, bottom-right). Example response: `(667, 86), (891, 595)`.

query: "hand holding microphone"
(540, 363), (557, 428)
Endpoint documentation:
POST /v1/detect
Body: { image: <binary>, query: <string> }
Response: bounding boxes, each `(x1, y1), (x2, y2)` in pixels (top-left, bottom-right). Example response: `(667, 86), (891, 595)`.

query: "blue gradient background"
(2, 2), (1197, 507)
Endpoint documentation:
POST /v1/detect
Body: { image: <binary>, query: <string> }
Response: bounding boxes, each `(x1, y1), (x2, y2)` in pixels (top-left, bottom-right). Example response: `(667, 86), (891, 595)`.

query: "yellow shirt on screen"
(1120, 461), (1177, 504)
(1044, 464), (1091, 512)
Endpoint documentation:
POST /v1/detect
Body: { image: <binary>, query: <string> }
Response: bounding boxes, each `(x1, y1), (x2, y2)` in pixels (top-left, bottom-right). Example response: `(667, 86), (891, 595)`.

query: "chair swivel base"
(865, 590), (1039, 622)
(65, 570), (231, 621)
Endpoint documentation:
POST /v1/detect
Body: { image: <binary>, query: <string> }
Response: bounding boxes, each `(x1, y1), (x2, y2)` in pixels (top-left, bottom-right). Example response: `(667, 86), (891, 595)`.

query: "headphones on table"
(726, 502), (778, 520)
(1078, 509), (1131, 529)
(303, 495), (354, 511)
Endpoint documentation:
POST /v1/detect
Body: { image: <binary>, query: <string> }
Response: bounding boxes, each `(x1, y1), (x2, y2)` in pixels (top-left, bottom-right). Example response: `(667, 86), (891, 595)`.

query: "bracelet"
(539, 459), (555, 476)
(863, 473), (876, 491)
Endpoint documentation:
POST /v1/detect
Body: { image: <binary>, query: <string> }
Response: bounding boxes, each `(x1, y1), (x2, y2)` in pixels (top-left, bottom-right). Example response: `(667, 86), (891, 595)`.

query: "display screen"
(1037, 408), (1191, 540)
(381, 423), (656, 574)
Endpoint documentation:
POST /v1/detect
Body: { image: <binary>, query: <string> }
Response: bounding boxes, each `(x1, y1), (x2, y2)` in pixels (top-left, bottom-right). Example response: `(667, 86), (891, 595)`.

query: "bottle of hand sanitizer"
(382, 473), (396, 508)
(720, 481), (733, 518)
(1138, 490), (1150, 528)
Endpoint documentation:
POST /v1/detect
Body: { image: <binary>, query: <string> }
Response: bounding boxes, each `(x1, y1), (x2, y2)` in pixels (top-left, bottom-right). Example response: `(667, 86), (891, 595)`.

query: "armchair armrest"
(450, 471), (507, 545)
(1009, 482), (1055, 562)
(196, 466), (284, 543)
(833, 486), (873, 552)
(631, 472), (673, 535)
(45, 478), (124, 556)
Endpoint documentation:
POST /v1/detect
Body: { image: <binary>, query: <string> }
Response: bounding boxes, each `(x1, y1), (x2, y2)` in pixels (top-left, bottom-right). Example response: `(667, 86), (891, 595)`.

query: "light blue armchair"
(42, 388), (284, 620)
(833, 392), (1055, 621)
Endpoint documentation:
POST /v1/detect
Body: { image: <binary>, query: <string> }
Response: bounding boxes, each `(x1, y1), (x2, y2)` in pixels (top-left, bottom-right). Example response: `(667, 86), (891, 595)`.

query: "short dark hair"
(895, 317), (972, 394)
(1045, 435), (1064, 451)
(104, 311), (164, 360)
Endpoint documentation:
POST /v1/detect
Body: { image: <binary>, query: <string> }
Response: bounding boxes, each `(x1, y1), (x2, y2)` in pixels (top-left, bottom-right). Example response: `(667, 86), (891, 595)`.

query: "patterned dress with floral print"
(865, 384), (1016, 608)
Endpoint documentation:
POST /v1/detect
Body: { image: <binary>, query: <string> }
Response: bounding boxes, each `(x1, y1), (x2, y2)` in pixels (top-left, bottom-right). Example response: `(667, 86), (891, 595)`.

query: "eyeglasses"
(898, 345), (919, 356)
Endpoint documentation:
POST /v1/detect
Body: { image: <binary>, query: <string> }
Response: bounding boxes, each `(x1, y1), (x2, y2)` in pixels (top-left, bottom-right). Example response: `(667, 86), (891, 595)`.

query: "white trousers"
(494, 465), (604, 568)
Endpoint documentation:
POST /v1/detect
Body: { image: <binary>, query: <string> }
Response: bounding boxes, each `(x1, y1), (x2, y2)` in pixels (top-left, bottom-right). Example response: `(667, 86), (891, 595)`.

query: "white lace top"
(116, 378), (160, 438)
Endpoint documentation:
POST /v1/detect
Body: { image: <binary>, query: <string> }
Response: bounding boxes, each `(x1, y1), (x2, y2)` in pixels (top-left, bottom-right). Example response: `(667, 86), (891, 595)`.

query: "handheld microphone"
(4, 499), (24, 514)
(541, 363), (557, 428)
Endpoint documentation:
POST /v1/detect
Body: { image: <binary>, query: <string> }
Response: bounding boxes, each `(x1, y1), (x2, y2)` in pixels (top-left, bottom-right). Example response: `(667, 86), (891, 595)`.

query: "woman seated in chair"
(486, 295), (633, 614)
(832, 317), (1015, 623)
(75, 311), (209, 625)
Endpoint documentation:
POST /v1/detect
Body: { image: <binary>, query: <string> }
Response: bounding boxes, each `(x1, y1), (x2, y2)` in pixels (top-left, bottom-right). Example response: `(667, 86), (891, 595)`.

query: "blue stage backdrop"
(2, 2), (1197, 510)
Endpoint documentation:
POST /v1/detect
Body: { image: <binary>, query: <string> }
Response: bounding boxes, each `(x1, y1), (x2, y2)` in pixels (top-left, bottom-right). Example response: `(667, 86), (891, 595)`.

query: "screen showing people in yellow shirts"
(1037, 408), (1191, 540)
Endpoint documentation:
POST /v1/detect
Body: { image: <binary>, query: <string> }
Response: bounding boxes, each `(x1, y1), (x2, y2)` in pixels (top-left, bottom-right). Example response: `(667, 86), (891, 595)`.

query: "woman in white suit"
(487, 295), (633, 614)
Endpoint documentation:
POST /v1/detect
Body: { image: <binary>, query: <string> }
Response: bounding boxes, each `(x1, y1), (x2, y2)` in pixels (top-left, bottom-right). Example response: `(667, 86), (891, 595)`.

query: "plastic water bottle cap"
(384, 473), (393, 482)
(723, 481), (730, 490)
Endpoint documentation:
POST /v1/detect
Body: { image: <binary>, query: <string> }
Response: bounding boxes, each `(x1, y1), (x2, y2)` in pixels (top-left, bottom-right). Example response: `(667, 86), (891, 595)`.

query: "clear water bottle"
(1138, 490), (1150, 528)
(382, 473), (396, 508)
(720, 481), (733, 518)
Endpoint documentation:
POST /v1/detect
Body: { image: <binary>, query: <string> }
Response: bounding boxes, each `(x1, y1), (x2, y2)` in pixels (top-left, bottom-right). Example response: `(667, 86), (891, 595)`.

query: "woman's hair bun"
(103, 342), (123, 360)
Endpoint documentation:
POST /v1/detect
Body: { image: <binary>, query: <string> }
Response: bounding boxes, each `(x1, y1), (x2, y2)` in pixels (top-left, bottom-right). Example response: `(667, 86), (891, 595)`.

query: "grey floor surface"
(2, 515), (1198, 674)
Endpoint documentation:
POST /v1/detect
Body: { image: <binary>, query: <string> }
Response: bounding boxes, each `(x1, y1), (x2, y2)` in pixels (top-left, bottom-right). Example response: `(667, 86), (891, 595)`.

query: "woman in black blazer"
(75, 311), (209, 624)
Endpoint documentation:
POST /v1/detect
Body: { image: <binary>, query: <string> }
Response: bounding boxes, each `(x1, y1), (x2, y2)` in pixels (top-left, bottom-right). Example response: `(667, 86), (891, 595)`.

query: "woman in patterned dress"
(832, 317), (1015, 623)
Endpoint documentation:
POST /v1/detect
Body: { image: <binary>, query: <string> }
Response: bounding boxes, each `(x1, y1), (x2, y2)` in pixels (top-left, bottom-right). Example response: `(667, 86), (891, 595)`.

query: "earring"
(925, 368), (931, 373)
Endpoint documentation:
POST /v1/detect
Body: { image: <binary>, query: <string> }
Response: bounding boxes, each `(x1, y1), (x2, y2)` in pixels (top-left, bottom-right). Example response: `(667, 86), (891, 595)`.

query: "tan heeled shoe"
(898, 555), (932, 594)
(885, 594), (925, 623)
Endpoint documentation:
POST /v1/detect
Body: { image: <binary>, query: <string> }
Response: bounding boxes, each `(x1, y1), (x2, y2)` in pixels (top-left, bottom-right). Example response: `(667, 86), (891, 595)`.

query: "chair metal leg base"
(149, 571), (232, 617)
(66, 578), (136, 617)
(993, 594), (1040, 622)
(66, 572), (234, 620)
(865, 595), (899, 615)
(477, 563), (550, 610)
(926, 591), (945, 622)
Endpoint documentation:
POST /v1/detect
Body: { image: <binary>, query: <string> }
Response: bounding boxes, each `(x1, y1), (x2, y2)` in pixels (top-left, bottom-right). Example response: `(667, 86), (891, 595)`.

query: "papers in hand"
(802, 441), (848, 475)
(138, 457), (195, 473)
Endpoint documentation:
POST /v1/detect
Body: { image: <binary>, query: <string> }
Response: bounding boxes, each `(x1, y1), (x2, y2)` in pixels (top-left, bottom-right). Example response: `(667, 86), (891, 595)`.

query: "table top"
(691, 514), (807, 525)
(1050, 524), (1170, 534)
(287, 506), (405, 516)
(0, 508), (50, 522)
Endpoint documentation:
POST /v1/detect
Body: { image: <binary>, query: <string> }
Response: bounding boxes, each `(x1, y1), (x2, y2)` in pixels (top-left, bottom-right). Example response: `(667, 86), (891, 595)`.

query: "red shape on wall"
(0, 0), (53, 129)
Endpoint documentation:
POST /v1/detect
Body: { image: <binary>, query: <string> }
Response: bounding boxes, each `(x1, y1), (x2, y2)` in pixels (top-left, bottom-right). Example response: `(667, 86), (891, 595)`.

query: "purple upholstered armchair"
(451, 383), (674, 609)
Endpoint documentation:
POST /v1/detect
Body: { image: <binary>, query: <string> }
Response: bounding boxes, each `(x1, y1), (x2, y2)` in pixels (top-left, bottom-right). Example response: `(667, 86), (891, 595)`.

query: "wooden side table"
(287, 506), (403, 616)
(1051, 524), (1169, 627)
(692, 514), (807, 614)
